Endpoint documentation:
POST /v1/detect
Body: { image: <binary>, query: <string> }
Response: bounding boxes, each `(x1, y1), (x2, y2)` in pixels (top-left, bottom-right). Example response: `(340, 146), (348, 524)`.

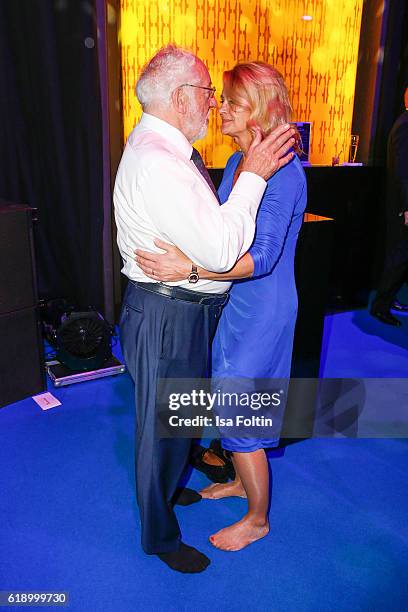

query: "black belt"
(132, 281), (229, 307)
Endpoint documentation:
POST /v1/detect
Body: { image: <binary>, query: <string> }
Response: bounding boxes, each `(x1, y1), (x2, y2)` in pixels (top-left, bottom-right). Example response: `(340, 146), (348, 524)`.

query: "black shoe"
(370, 309), (401, 326)
(157, 542), (210, 573)
(190, 444), (231, 483)
(172, 487), (202, 506)
(392, 300), (408, 312)
(209, 439), (236, 480)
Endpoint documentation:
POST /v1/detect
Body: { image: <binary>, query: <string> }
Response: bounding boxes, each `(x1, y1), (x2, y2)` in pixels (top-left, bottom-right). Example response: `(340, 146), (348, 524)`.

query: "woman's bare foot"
(200, 480), (247, 499)
(209, 516), (269, 551)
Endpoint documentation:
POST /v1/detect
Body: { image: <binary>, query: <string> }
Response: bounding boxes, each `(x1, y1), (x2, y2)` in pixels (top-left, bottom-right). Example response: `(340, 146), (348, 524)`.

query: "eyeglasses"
(219, 96), (246, 112)
(180, 84), (216, 98)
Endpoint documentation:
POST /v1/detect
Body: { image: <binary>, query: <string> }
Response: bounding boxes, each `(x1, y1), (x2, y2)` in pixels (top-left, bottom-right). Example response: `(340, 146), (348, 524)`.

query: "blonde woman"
(136, 62), (306, 551)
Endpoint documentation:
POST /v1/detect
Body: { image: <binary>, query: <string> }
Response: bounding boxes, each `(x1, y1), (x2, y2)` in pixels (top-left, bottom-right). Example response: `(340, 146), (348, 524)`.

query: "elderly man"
(114, 45), (294, 573)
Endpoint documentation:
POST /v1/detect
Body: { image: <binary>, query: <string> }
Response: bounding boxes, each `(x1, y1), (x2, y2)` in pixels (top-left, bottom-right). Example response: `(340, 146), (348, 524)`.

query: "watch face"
(188, 272), (199, 284)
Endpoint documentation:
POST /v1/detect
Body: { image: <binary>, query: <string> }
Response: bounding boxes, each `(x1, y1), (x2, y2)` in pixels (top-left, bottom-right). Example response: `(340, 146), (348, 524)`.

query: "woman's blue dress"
(212, 152), (307, 452)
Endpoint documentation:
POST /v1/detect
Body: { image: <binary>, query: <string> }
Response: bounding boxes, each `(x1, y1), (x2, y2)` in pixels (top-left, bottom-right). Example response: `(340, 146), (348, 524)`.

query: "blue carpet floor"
(1, 305), (408, 611)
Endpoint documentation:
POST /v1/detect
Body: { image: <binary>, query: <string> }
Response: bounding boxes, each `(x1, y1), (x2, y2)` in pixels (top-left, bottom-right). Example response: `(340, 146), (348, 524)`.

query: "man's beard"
(186, 107), (209, 143)
(194, 118), (209, 141)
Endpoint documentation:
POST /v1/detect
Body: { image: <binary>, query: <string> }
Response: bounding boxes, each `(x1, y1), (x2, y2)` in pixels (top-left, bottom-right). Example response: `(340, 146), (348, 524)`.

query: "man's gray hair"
(136, 45), (199, 109)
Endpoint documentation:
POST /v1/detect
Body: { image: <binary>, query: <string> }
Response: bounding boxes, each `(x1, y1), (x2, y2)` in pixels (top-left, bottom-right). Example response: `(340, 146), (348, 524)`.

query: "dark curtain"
(0, 0), (104, 311)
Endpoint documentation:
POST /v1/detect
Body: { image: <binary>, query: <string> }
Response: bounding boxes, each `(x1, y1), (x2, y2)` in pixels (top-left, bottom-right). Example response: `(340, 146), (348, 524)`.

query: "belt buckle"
(220, 293), (229, 306)
(199, 294), (228, 306)
(198, 296), (213, 306)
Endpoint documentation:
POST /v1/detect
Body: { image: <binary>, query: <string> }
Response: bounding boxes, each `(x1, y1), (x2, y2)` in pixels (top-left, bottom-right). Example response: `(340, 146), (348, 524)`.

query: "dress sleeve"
(249, 163), (304, 277)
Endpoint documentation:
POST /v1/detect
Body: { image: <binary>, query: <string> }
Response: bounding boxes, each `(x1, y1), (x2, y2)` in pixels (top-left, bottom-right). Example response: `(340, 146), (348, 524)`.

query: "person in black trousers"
(371, 86), (408, 326)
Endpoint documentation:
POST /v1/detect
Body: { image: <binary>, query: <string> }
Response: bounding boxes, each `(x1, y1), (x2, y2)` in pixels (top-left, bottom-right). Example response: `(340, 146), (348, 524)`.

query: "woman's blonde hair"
(223, 62), (292, 135)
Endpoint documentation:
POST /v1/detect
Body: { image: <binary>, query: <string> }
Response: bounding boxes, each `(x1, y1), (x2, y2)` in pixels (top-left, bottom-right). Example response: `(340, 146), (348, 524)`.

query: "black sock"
(172, 487), (202, 506)
(157, 543), (210, 573)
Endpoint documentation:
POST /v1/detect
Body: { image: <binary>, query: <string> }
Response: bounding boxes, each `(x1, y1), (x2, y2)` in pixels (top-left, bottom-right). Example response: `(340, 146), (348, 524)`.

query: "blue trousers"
(119, 282), (221, 554)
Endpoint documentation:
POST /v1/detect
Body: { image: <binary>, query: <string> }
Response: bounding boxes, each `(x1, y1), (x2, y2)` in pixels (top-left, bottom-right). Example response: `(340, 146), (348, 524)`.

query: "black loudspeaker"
(291, 215), (334, 377)
(281, 215), (334, 441)
(0, 202), (46, 408)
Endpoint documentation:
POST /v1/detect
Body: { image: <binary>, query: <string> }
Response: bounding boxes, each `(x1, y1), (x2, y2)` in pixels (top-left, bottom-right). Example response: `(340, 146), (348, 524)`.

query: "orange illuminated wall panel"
(120, 0), (363, 167)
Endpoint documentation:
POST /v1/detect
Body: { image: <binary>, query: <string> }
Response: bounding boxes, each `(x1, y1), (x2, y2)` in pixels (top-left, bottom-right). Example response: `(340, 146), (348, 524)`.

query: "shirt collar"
(138, 112), (193, 160)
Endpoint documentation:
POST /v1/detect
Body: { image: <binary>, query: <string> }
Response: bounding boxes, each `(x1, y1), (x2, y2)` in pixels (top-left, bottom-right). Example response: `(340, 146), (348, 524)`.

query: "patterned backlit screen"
(120, 0), (363, 167)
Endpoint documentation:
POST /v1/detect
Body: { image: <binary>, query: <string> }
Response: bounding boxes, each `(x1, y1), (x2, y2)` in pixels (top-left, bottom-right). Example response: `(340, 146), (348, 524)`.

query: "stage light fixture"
(40, 299), (114, 372)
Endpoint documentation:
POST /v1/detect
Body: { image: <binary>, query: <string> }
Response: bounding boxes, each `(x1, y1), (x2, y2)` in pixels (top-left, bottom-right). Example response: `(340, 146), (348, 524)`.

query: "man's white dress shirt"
(114, 113), (267, 294)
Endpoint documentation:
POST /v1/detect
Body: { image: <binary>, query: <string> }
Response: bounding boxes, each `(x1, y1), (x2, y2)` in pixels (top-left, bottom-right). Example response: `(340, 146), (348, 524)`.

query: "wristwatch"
(188, 264), (199, 284)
